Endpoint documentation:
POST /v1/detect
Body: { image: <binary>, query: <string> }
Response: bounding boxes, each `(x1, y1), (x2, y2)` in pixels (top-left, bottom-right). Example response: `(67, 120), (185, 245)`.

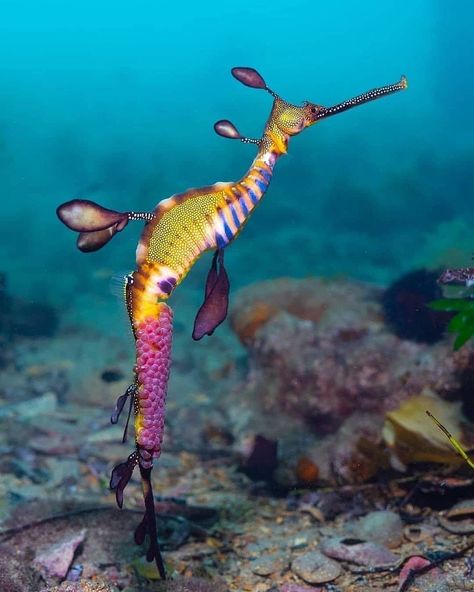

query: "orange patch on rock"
(296, 456), (320, 485)
(231, 301), (278, 343)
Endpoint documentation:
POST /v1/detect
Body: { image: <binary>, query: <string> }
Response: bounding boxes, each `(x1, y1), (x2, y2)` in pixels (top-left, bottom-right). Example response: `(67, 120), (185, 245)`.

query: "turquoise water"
(0, 1), (473, 313)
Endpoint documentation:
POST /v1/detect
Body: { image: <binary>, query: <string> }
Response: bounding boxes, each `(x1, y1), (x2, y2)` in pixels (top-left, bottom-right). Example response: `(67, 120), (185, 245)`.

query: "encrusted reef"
(228, 275), (474, 483)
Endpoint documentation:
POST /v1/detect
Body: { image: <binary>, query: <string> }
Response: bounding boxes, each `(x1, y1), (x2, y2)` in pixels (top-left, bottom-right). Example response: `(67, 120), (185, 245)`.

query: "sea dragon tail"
(137, 465), (167, 579)
(111, 297), (173, 579)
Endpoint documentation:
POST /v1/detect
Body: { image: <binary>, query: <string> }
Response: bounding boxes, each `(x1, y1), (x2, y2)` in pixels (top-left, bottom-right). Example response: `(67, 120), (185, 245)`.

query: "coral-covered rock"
(230, 277), (474, 434)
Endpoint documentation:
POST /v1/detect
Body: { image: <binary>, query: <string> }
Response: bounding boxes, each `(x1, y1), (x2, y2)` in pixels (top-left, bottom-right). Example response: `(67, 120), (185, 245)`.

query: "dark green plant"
(429, 297), (474, 350)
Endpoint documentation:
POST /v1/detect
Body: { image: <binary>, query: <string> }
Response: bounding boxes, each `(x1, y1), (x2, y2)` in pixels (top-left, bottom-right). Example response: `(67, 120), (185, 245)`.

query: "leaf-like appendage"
(231, 67), (267, 89)
(214, 119), (241, 139)
(57, 199), (127, 232)
(76, 227), (118, 252)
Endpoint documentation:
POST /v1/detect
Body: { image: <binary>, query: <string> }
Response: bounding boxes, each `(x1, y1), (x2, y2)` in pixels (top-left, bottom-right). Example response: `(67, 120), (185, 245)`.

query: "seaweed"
(429, 296), (474, 350)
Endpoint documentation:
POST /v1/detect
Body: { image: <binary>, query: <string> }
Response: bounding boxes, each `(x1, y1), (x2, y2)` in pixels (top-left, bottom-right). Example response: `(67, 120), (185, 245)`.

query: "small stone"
(0, 392), (57, 419)
(280, 585), (323, 592)
(321, 537), (398, 568)
(86, 425), (124, 442)
(42, 580), (118, 592)
(398, 555), (445, 591)
(346, 510), (403, 548)
(34, 529), (87, 579)
(291, 550), (341, 584)
(251, 552), (288, 576)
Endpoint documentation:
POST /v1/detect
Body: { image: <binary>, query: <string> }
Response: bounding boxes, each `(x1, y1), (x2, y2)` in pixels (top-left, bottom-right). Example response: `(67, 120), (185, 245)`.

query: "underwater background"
(2, 2), (474, 590)
(1, 0), (473, 326)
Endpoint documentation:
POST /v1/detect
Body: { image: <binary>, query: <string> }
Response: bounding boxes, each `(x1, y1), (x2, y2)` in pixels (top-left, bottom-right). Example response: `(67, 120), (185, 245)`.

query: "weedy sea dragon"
(56, 67), (407, 579)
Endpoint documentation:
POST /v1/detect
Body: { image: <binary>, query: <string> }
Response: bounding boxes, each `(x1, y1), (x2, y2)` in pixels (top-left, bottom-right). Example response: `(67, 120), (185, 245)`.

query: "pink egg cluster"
(134, 305), (173, 457)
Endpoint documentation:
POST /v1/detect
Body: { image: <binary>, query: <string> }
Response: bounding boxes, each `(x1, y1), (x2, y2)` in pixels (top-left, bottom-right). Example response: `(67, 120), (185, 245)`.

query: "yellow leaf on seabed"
(382, 390), (472, 466)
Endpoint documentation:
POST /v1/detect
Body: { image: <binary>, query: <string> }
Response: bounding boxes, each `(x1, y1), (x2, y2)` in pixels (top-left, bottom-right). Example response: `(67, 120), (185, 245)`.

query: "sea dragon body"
(57, 67), (407, 578)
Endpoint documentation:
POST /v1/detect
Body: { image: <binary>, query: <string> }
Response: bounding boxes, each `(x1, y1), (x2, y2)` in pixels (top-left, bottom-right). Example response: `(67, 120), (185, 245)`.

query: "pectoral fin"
(192, 249), (230, 340)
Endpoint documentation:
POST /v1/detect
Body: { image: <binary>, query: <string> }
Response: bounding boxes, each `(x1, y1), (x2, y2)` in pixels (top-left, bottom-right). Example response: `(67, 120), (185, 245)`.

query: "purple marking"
(159, 280), (174, 294)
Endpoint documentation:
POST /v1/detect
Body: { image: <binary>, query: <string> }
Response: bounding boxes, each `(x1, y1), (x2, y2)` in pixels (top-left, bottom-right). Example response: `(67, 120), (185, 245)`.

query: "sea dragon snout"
(57, 66), (407, 578)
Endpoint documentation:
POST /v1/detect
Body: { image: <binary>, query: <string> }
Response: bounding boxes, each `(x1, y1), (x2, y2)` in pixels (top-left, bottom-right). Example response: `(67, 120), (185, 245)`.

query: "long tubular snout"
(314, 75), (407, 120)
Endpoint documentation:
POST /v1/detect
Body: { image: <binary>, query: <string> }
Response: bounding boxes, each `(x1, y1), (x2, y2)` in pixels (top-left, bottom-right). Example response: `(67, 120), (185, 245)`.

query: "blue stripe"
(229, 204), (241, 228)
(259, 169), (272, 183)
(239, 196), (249, 216)
(220, 210), (234, 241)
(247, 188), (258, 204)
(215, 232), (227, 248)
(255, 179), (267, 192)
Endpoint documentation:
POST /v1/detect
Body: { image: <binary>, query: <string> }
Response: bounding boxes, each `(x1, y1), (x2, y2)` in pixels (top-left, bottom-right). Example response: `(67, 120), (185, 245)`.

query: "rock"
(226, 276), (474, 485)
(0, 543), (40, 592)
(0, 392), (58, 419)
(12, 300), (59, 337)
(295, 456), (320, 486)
(43, 581), (118, 592)
(291, 550), (341, 584)
(438, 497), (474, 534)
(153, 577), (227, 591)
(398, 555), (446, 592)
(238, 434), (278, 481)
(251, 551), (288, 576)
(34, 529), (87, 579)
(230, 277), (474, 433)
(383, 392), (473, 467)
(280, 585), (323, 592)
(345, 510), (403, 548)
(321, 536), (399, 568)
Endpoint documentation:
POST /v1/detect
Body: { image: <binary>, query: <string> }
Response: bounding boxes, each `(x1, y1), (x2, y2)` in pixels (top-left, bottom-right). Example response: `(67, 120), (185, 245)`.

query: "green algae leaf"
(448, 310), (474, 350)
(429, 298), (474, 350)
(452, 326), (474, 351)
(429, 298), (474, 312)
(448, 311), (469, 332)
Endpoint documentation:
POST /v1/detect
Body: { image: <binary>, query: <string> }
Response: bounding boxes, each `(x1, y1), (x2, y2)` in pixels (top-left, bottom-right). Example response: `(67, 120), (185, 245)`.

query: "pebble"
(0, 392), (58, 419)
(398, 555), (448, 592)
(321, 536), (398, 568)
(280, 585), (323, 592)
(41, 580), (118, 592)
(346, 510), (403, 548)
(291, 550), (341, 584)
(251, 552), (288, 576)
(34, 529), (87, 579)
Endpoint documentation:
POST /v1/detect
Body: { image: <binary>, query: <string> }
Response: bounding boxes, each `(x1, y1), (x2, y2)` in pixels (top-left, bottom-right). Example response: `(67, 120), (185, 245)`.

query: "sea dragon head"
(214, 67), (407, 153)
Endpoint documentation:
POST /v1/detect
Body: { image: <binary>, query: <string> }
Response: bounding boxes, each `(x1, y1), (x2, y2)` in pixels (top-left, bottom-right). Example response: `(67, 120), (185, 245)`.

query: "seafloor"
(2, 272), (474, 592)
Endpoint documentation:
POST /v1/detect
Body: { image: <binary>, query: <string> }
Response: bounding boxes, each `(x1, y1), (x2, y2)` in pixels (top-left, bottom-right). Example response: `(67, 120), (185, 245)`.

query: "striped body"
(125, 151), (280, 467)
(134, 153), (277, 298)
(128, 153), (278, 463)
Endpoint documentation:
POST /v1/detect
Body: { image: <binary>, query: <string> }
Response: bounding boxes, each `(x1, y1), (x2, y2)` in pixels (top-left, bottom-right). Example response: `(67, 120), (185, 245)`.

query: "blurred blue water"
(0, 0), (473, 316)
